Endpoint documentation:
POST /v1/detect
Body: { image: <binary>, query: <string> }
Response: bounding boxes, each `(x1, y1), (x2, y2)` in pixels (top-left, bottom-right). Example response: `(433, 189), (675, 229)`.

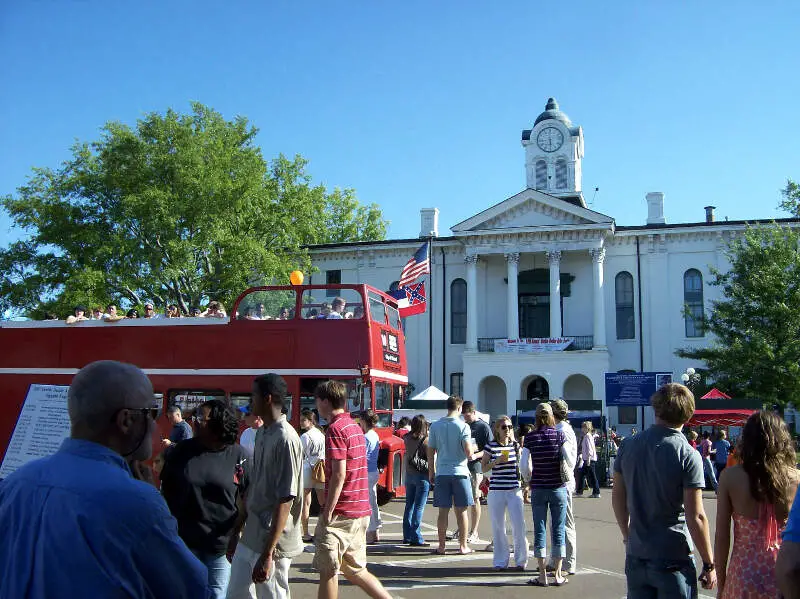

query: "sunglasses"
(499, 424), (513, 430)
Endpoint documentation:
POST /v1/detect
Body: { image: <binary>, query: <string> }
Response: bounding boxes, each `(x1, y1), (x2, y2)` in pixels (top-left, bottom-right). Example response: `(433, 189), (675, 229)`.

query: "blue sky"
(1, 1), (798, 245)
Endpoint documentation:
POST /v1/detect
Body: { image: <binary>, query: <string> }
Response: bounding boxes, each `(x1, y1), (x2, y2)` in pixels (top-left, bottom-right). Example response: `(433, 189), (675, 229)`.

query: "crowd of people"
(2, 364), (800, 599)
(55, 296), (367, 324)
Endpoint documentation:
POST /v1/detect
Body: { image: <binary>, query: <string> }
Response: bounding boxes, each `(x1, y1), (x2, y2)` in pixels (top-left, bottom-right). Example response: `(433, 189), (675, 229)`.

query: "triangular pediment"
(451, 189), (613, 233)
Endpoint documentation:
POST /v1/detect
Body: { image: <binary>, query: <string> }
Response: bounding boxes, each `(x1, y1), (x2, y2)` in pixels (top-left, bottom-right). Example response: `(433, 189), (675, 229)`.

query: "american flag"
(389, 282), (426, 317)
(398, 242), (430, 288)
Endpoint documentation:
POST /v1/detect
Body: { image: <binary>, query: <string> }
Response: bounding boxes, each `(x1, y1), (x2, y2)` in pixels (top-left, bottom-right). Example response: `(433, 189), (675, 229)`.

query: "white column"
(590, 248), (607, 348)
(546, 250), (562, 337)
(465, 254), (479, 350)
(505, 252), (520, 339)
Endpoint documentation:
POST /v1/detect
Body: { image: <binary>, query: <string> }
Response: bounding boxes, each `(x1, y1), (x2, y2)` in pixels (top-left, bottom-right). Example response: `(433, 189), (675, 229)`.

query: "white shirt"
(239, 426), (260, 456)
(300, 427), (326, 472)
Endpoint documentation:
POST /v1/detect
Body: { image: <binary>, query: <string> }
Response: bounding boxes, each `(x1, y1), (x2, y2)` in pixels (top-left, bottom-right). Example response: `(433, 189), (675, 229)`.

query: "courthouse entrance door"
(519, 294), (550, 338)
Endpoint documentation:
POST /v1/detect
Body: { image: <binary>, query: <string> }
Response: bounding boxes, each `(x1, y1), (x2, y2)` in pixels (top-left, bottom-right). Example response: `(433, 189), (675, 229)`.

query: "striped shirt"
(325, 412), (371, 518)
(485, 441), (520, 491)
(523, 426), (566, 489)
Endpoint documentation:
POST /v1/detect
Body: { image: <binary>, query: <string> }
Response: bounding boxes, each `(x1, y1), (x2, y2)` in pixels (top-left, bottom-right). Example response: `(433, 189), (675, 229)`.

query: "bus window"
(236, 289), (296, 320)
(376, 412), (392, 428)
(375, 382), (392, 411)
(168, 389), (226, 422)
(301, 288), (364, 320)
(358, 384), (372, 414)
(387, 304), (401, 330)
(368, 293), (386, 325)
(392, 384), (407, 409)
(230, 394), (251, 419)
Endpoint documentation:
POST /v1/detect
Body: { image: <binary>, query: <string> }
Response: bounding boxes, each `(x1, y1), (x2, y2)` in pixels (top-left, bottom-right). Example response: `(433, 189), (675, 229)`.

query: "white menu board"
(0, 385), (70, 479)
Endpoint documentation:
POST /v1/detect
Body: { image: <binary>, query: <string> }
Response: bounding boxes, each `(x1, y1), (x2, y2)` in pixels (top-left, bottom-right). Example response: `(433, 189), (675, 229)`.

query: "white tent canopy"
(410, 385), (449, 401)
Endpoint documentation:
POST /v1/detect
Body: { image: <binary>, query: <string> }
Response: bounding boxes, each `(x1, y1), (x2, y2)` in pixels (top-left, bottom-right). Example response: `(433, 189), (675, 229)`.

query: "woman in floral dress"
(715, 411), (800, 598)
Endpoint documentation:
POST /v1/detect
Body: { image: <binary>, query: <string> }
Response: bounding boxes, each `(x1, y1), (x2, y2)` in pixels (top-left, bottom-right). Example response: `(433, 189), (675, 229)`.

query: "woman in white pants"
(481, 415), (528, 571)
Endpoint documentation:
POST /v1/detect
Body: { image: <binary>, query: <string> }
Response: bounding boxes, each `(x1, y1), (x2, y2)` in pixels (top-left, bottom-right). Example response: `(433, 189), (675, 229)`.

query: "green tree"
(677, 225), (800, 410)
(781, 179), (800, 217)
(0, 103), (387, 317)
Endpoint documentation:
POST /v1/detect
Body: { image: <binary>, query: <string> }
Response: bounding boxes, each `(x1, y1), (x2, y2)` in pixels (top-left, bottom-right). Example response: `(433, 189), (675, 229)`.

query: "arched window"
(615, 271), (635, 340)
(450, 278), (467, 344)
(684, 269), (704, 337)
(555, 158), (567, 189)
(535, 160), (547, 189)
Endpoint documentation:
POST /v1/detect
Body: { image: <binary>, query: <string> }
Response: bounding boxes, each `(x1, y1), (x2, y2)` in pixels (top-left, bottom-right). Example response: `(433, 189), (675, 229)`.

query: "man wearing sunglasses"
(0, 360), (209, 599)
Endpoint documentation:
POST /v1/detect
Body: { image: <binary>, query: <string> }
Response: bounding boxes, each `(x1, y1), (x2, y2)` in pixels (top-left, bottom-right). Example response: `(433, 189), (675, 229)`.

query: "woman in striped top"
(521, 402), (569, 587)
(481, 415), (528, 571)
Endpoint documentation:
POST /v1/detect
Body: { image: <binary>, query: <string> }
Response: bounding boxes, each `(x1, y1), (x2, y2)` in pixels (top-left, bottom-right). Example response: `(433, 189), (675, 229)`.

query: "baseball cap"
(551, 399), (569, 419)
(144, 302), (154, 309)
(536, 402), (553, 417)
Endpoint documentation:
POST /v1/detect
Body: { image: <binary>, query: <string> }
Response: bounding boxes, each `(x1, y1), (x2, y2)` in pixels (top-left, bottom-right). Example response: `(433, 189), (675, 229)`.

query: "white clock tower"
(521, 98), (585, 207)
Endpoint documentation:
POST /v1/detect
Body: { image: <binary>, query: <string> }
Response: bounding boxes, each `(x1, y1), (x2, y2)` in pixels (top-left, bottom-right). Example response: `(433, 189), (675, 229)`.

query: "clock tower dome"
(521, 98), (585, 207)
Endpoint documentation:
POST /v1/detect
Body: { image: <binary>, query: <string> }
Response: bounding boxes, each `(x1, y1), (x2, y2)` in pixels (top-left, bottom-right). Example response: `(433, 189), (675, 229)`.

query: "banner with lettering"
(494, 338), (574, 353)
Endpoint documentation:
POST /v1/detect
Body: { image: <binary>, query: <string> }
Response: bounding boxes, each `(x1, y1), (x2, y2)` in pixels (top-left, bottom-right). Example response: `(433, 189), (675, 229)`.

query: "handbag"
(311, 459), (326, 484)
(410, 438), (429, 473)
(558, 434), (571, 484)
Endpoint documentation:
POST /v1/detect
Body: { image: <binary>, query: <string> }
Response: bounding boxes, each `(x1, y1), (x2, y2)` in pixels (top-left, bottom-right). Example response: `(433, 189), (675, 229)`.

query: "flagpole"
(427, 237), (433, 388)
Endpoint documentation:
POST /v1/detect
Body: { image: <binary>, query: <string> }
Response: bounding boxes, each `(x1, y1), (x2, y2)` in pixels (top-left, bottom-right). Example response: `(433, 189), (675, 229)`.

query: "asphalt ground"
(286, 489), (721, 599)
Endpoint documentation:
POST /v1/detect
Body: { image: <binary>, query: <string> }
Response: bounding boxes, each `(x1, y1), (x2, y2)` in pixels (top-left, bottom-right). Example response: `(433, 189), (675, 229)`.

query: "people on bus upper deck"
(326, 297), (346, 319)
(162, 405), (193, 450)
(65, 305), (88, 324)
(102, 304), (124, 322)
(0, 360), (209, 599)
(353, 305), (365, 320)
(202, 300), (227, 319)
(278, 306), (290, 320)
(190, 306), (201, 317)
(126, 308), (139, 318)
(166, 304), (181, 318)
(90, 306), (103, 320)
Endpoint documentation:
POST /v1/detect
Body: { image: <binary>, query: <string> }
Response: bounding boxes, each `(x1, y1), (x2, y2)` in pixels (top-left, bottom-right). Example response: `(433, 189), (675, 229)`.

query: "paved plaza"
(288, 490), (720, 599)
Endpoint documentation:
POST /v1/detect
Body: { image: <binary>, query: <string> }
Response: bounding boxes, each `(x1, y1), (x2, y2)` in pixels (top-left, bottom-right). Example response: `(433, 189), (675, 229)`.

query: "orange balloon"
(289, 270), (304, 286)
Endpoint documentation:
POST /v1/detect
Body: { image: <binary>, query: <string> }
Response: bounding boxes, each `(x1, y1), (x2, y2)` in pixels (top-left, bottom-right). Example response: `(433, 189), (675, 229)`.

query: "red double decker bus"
(0, 284), (409, 498)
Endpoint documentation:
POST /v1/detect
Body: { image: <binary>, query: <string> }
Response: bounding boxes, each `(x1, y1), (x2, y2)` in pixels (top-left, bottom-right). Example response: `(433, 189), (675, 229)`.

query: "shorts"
(313, 515), (369, 577)
(433, 475), (474, 508)
(302, 467), (325, 491)
(469, 471), (483, 501)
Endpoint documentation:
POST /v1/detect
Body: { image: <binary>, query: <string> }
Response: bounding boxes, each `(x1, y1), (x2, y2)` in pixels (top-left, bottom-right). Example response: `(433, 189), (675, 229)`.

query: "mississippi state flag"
(389, 282), (426, 317)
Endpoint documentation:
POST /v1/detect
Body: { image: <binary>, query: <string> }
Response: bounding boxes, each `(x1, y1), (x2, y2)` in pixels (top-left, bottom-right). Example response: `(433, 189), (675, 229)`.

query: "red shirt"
(325, 412), (371, 518)
(395, 428), (409, 438)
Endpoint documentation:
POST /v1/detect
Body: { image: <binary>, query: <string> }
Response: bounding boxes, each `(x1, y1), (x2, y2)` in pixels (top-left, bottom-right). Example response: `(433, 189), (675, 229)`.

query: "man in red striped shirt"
(313, 381), (391, 599)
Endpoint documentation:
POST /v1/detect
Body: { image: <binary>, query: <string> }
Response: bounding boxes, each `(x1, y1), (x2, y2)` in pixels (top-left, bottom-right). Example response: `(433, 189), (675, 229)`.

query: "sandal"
(553, 576), (569, 586)
(432, 547), (447, 555)
(458, 548), (475, 555)
(526, 578), (549, 587)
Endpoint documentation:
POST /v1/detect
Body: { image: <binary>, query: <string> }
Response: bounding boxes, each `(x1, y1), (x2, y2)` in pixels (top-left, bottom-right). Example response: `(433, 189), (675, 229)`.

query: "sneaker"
(467, 533), (481, 544)
(484, 542), (494, 552)
(448, 530), (460, 541)
(590, 493), (601, 499)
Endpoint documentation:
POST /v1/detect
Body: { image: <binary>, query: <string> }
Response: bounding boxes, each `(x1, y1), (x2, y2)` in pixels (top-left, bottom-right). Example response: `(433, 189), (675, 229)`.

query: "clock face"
(537, 127), (564, 152)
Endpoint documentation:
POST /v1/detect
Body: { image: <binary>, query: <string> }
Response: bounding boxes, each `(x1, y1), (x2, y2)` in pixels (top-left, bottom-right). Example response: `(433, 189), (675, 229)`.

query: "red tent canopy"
(701, 388), (732, 400)
(687, 409), (754, 427)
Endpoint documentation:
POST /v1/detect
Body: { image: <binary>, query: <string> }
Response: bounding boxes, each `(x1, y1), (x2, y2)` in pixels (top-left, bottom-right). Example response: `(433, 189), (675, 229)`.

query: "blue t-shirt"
(712, 439), (730, 464)
(784, 488), (800, 543)
(170, 420), (193, 444)
(428, 416), (470, 477)
(364, 429), (380, 473)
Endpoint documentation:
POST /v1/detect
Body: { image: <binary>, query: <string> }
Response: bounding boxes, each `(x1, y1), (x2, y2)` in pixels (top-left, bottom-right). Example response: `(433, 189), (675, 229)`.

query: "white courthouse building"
(307, 98), (796, 432)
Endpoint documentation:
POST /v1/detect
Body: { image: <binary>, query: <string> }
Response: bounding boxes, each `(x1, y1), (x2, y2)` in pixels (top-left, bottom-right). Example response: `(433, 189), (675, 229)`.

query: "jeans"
(702, 456), (718, 491)
(714, 462), (726, 480)
(547, 489), (576, 572)
(227, 543), (292, 599)
(403, 471), (430, 544)
(575, 461), (600, 495)
(625, 555), (698, 599)
(190, 549), (230, 599)
(487, 488), (528, 568)
(531, 486), (568, 558)
(367, 470), (382, 532)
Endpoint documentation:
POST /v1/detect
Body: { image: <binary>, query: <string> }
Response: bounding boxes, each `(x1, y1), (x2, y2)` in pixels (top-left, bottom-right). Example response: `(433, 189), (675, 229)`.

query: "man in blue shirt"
(0, 360), (209, 599)
(427, 395), (476, 555)
(777, 489), (800, 598)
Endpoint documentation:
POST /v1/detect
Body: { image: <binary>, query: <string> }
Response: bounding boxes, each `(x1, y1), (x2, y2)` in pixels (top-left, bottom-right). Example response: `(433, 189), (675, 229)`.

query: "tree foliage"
(781, 179), (800, 217)
(0, 103), (387, 317)
(677, 225), (800, 409)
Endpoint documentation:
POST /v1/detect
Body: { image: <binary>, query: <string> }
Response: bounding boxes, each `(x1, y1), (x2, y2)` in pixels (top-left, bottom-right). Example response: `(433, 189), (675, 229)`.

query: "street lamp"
(681, 368), (701, 390)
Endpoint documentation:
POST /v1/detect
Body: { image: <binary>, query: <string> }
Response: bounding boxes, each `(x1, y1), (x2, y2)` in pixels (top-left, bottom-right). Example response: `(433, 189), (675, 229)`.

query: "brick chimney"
(704, 206), (716, 223)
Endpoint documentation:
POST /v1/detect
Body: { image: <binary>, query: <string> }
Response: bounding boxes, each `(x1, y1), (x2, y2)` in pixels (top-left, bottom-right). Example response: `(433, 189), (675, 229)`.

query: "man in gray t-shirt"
(612, 383), (717, 598)
(227, 374), (303, 599)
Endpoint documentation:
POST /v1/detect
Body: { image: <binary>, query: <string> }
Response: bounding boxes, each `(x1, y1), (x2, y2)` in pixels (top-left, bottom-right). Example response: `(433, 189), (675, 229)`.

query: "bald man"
(0, 360), (210, 599)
